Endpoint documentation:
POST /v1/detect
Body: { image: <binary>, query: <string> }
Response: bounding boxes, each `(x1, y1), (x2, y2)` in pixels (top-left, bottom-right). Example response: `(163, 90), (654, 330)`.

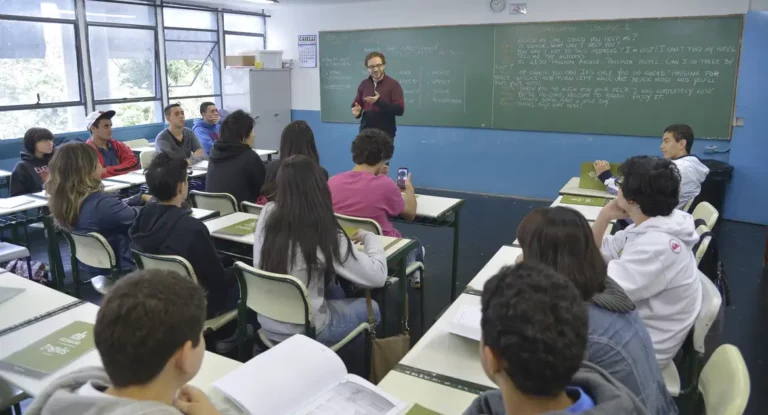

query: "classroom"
(0, 0), (766, 414)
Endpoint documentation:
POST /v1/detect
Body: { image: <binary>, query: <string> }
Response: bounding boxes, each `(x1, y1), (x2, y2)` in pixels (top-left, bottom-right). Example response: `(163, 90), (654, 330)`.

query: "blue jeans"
(316, 283), (380, 345)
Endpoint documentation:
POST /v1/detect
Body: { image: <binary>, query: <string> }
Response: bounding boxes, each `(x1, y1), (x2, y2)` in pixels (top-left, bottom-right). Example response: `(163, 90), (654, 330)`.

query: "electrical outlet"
(704, 145), (717, 154)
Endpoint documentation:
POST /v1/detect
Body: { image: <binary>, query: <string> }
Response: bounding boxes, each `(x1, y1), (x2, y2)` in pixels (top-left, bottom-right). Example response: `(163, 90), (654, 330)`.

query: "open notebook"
(212, 335), (408, 415)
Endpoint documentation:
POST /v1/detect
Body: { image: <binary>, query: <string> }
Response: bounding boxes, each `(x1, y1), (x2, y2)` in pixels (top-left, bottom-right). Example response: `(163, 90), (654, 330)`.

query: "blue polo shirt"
(566, 386), (596, 412)
(95, 141), (119, 167)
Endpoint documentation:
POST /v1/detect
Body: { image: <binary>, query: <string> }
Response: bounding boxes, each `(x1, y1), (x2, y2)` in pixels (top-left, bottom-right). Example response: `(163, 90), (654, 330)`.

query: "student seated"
(155, 103), (205, 162)
(46, 142), (148, 273)
(85, 110), (139, 178)
(28, 270), (221, 414)
(193, 101), (221, 155)
(517, 207), (677, 415)
(10, 127), (54, 196)
(206, 109), (266, 205)
(328, 128), (423, 285)
(592, 156), (702, 368)
(465, 262), (650, 415)
(130, 152), (239, 319)
(594, 124), (709, 210)
(259, 120), (329, 203)
(253, 155), (388, 345)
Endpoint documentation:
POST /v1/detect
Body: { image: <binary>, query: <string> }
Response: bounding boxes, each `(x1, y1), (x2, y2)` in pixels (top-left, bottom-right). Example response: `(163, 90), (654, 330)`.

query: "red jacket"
(87, 138), (139, 178)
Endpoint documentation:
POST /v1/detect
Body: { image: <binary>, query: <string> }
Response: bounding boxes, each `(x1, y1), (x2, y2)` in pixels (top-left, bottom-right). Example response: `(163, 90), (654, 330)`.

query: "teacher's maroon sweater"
(352, 74), (404, 139)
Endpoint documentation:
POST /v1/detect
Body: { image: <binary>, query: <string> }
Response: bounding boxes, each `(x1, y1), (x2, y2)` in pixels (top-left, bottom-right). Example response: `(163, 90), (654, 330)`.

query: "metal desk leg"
(450, 208), (462, 301)
(43, 216), (65, 290)
(398, 255), (409, 336)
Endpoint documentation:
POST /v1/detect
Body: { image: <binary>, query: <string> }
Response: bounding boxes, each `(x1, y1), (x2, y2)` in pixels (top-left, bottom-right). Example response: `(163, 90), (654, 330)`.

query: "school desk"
(0, 271), (241, 397)
(559, 177), (617, 200)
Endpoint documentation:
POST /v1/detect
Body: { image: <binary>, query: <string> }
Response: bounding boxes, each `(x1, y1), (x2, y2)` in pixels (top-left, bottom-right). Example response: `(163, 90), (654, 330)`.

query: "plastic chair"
(0, 382), (26, 415)
(695, 234), (712, 266)
(233, 262), (369, 359)
(189, 191), (238, 216)
(681, 198), (695, 212)
(60, 230), (121, 297)
(240, 201), (264, 216)
(696, 344), (750, 415)
(662, 271), (723, 398)
(132, 251), (237, 333)
(695, 224), (709, 236)
(123, 138), (150, 149)
(692, 201), (719, 230)
(335, 213), (383, 235)
(139, 150), (156, 169)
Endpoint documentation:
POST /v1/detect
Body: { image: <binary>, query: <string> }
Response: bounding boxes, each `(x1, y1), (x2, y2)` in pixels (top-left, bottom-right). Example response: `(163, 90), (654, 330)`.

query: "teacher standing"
(351, 52), (405, 140)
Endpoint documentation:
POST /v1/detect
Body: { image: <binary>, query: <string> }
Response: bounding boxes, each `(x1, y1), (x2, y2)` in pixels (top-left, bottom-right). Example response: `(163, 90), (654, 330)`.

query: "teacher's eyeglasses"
(367, 64), (384, 70)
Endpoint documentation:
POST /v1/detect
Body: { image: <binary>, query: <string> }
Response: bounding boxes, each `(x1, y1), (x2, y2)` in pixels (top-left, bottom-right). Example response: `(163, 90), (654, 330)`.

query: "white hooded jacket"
(671, 155), (709, 209)
(600, 210), (702, 367)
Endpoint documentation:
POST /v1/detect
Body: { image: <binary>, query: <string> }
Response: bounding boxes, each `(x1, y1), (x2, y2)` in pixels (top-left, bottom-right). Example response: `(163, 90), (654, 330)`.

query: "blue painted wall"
(292, 109), (729, 199)
(722, 11), (768, 226)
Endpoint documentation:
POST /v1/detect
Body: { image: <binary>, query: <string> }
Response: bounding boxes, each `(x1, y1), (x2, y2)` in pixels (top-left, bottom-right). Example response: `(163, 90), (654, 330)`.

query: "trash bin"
(691, 159), (734, 214)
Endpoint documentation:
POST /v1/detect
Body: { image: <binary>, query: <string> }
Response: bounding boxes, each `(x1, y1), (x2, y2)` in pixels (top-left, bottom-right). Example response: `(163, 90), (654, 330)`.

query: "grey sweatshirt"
(26, 367), (182, 415)
(463, 362), (650, 415)
(155, 127), (203, 160)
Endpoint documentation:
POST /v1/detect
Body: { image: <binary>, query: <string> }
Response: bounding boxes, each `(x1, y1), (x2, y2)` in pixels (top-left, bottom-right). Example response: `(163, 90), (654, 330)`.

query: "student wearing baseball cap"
(85, 110), (139, 178)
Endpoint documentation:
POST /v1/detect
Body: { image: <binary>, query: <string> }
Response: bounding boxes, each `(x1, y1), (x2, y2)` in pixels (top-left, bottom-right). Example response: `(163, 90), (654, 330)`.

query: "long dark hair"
(516, 206), (607, 300)
(259, 155), (352, 286)
(279, 121), (320, 164)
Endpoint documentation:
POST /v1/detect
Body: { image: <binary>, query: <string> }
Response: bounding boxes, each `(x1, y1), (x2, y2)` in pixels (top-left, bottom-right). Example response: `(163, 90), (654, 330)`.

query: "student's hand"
(363, 91), (380, 104)
(352, 103), (362, 117)
(174, 385), (221, 415)
(600, 199), (630, 221)
(212, 114), (221, 124)
(351, 229), (371, 244)
(194, 149), (205, 158)
(140, 194), (152, 204)
(593, 160), (611, 176)
(404, 174), (414, 193)
(377, 164), (389, 176)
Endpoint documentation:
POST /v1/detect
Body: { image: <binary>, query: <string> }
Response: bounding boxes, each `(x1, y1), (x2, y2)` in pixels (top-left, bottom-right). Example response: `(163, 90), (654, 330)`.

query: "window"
(95, 101), (161, 128)
(171, 96), (221, 121)
(0, 0), (84, 139)
(0, 0), (75, 19)
(223, 13), (265, 57)
(86, 0), (161, 128)
(163, 8), (220, 117)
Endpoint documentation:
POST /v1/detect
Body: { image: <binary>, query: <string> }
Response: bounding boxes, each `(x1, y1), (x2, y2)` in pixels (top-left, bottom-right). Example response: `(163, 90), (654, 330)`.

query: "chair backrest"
(693, 201), (719, 230)
(682, 198), (695, 213)
(698, 344), (750, 415)
(693, 271), (723, 353)
(696, 224), (709, 236)
(335, 213), (382, 236)
(139, 150), (156, 169)
(123, 138), (150, 149)
(190, 191), (238, 215)
(240, 201), (263, 216)
(695, 235), (712, 265)
(132, 250), (198, 284)
(234, 261), (311, 328)
(61, 230), (117, 270)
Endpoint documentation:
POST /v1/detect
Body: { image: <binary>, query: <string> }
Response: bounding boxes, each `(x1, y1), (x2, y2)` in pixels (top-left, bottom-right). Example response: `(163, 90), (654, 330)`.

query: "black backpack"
(692, 227), (730, 306)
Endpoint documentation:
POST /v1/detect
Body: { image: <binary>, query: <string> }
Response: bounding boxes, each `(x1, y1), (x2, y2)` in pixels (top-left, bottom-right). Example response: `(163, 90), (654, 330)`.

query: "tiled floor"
(18, 189), (766, 414)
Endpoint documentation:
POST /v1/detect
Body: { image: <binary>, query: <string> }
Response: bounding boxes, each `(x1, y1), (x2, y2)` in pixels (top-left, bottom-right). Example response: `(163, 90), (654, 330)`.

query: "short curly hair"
(481, 262), (587, 397)
(618, 155), (681, 217)
(351, 128), (394, 166)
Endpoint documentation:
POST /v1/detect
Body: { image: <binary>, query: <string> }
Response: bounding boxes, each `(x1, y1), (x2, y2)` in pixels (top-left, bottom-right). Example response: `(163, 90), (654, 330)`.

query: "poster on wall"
(298, 34), (318, 68)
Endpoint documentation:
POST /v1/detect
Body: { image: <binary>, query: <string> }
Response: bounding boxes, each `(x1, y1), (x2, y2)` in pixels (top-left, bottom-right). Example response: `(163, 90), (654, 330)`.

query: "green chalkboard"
(319, 16), (741, 139)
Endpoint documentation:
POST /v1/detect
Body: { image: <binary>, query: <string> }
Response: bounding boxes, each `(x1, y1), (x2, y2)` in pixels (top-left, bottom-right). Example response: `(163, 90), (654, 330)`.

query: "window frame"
(163, 7), (223, 115)
(84, 0), (162, 110)
(0, 10), (87, 114)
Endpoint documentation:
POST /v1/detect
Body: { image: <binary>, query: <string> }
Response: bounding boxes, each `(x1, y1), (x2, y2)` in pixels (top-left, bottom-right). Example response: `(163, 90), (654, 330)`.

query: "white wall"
(266, 0), (749, 111)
